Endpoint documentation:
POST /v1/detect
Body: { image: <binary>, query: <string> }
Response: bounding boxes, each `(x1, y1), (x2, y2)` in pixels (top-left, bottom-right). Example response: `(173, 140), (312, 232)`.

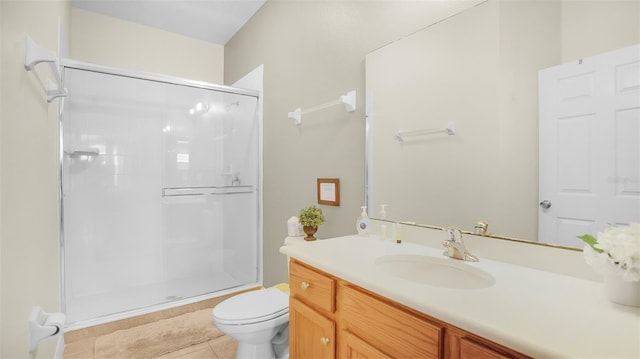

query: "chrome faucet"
(232, 171), (241, 186)
(442, 227), (478, 262)
(474, 221), (489, 236)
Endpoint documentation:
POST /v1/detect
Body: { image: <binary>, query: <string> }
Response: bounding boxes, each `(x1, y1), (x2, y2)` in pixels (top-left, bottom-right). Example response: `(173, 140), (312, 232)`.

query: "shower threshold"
(65, 273), (259, 331)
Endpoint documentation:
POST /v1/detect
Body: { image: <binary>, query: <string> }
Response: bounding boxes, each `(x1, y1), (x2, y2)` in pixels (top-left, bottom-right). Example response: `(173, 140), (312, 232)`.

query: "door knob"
(539, 200), (551, 209)
(320, 337), (330, 346)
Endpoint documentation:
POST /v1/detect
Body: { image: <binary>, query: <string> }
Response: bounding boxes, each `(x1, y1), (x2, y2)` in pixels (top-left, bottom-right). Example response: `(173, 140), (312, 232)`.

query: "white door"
(539, 44), (640, 247)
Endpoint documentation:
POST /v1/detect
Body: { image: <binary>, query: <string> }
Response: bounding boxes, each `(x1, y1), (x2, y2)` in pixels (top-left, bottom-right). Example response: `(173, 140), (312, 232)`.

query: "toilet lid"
(213, 288), (289, 325)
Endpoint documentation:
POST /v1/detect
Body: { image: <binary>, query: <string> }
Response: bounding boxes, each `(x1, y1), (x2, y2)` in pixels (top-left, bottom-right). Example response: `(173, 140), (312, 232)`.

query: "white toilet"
(212, 287), (289, 359)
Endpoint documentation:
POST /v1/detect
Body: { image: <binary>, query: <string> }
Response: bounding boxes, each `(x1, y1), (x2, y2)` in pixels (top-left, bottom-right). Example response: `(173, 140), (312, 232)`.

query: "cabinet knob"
(320, 337), (330, 346)
(301, 281), (310, 290)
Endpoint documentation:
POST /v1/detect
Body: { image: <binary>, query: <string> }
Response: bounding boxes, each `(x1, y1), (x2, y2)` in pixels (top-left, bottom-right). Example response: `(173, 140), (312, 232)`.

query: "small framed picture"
(317, 178), (340, 206)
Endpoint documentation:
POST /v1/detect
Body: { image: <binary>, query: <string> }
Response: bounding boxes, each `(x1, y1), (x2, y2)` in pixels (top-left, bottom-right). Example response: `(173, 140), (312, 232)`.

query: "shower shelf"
(64, 148), (100, 157)
(162, 185), (254, 197)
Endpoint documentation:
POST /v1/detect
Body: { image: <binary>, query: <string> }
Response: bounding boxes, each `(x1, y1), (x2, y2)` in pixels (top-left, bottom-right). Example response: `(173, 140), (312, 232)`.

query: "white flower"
(590, 223), (640, 282)
(582, 244), (605, 275)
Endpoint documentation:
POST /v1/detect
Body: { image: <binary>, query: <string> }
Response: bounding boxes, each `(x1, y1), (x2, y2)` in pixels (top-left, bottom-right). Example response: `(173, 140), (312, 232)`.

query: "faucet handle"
(474, 221), (489, 235)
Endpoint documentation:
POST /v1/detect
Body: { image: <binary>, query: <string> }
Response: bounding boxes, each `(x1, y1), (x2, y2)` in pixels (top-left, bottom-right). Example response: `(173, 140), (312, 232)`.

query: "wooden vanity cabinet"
(340, 284), (443, 358)
(341, 329), (392, 359)
(289, 260), (337, 358)
(445, 326), (531, 359)
(459, 337), (512, 359)
(289, 297), (336, 358)
(288, 259), (530, 359)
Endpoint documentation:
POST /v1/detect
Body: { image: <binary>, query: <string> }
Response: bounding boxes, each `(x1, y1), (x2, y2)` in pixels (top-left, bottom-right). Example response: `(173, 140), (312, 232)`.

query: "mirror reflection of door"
(538, 44), (640, 247)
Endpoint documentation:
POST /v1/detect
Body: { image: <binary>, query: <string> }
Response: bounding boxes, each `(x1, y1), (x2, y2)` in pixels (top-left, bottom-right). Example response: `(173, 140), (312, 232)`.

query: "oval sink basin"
(375, 254), (495, 289)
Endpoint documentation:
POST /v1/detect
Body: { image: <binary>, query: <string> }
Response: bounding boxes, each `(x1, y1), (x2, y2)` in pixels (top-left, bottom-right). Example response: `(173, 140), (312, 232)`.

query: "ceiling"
(71, 0), (267, 45)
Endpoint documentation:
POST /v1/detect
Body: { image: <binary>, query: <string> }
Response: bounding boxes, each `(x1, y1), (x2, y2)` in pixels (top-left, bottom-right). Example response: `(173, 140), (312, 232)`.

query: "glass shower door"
(161, 86), (260, 301)
(61, 65), (260, 325)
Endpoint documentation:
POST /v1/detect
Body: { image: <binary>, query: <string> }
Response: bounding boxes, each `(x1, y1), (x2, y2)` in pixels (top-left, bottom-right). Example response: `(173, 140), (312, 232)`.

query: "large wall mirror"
(366, 0), (640, 248)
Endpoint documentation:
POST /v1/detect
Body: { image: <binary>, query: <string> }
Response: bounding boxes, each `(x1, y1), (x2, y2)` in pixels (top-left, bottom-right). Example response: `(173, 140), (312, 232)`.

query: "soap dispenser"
(379, 204), (387, 219)
(356, 206), (370, 236)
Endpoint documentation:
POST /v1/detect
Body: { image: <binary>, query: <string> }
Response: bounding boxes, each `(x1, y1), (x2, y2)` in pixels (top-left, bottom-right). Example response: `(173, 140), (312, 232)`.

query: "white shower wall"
(61, 65), (260, 325)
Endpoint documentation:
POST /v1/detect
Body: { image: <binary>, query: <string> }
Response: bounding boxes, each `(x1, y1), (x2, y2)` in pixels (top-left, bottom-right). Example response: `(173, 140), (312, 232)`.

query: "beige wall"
(1, 1), (71, 358)
(71, 7), (224, 84)
(561, 0), (640, 62)
(224, 0), (483, 286)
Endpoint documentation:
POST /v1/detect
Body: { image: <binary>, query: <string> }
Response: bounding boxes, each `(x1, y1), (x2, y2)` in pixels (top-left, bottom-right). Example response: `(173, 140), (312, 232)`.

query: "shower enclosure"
(59, 61), (262, 326)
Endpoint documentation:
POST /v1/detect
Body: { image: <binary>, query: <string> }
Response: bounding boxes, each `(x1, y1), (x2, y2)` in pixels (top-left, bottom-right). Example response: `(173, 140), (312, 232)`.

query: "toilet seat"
(213, 288), (289, 325)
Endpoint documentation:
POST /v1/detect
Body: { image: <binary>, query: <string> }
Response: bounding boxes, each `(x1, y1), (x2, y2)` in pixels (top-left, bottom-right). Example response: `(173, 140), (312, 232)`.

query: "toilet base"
(236, 342), (275, 359)
(234, 328), (289, 359)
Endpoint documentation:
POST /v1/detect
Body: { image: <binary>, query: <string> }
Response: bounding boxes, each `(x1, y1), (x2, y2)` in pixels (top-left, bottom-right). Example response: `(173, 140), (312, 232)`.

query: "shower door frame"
(57, 58), (263, 329)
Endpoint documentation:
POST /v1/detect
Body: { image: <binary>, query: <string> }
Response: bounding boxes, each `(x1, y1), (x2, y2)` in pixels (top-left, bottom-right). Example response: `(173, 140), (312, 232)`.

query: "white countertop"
(280, 235), (640, 358)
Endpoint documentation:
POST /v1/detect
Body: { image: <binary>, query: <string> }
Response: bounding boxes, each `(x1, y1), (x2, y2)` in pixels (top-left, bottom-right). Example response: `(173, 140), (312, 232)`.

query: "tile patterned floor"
(62, 294), (245, 359)
(156, 336), (236, 359)
(63, 332), (236, 359)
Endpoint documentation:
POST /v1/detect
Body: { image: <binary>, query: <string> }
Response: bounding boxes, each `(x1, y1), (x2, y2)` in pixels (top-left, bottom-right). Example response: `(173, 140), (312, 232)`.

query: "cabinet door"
(290, 297), (335, 359)
(341, 285), (443, 359)
(342, 330), (392, 359)
(460, 337), (512, 359)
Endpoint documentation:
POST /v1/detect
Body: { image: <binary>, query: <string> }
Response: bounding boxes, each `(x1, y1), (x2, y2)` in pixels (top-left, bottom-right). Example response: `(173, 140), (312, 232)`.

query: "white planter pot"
(604, 264), (640, 307)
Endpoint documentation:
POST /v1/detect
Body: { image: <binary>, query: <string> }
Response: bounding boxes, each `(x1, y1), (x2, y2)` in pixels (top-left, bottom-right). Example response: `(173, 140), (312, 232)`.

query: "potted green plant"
(298, 205), (324, 241)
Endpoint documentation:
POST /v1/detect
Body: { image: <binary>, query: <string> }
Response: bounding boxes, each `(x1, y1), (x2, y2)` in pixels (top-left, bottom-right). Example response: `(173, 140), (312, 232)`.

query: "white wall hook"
(24, 34), (67, 102)
(288, 90), (356, 125)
